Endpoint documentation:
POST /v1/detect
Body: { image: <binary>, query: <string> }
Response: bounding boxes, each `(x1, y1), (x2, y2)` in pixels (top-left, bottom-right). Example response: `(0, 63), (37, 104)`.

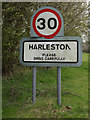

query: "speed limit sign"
(31, 7), (64, 38)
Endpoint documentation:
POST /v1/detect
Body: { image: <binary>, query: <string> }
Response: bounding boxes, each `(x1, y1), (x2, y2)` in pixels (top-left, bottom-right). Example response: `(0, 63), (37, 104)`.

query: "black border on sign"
(22, 40), (78, 63)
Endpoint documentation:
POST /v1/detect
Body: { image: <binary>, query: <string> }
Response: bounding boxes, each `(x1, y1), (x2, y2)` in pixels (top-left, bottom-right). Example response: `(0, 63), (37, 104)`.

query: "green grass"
(2, 52), (88, 118)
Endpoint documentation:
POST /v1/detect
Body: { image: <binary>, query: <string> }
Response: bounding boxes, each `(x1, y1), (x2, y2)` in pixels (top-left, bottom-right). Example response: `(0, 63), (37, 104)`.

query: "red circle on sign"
(33, 8), (62, 39)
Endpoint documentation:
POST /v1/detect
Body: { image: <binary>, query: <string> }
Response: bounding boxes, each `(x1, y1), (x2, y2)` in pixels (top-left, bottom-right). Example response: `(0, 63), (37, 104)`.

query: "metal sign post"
(20, 7), (82, 105)
(32, 66), (36, 103)
(57, 67), (61, 105)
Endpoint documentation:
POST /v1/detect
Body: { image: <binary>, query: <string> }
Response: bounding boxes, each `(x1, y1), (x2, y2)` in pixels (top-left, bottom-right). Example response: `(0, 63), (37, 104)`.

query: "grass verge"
(2, 52), (88, 118)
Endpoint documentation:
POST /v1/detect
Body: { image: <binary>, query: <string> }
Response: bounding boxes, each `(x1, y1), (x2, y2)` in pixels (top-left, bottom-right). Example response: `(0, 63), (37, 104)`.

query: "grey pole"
(32, 66), (36, 103)
(57, 67), (61, 106)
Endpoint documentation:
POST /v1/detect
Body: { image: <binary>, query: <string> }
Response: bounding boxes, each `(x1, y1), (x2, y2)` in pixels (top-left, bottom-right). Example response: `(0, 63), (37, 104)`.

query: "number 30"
(37, 18), (57, 30)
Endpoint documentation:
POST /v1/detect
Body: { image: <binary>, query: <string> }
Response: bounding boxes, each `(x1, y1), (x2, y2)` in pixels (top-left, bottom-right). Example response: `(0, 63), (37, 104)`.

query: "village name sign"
(20, 7), (82, 105)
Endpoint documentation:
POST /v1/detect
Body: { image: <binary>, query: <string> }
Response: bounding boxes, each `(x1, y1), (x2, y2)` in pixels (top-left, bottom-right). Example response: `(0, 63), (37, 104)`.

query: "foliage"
(2, 2), (88, 74)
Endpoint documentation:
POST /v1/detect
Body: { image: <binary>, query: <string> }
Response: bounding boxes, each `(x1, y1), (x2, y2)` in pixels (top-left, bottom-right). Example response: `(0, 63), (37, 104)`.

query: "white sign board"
(20, 37), (82, 67)
(23, 41), (78, 63)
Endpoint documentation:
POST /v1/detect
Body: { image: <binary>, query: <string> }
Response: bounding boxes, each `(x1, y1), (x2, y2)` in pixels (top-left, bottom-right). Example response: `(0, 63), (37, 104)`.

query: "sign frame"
(20, 36), (82, 67)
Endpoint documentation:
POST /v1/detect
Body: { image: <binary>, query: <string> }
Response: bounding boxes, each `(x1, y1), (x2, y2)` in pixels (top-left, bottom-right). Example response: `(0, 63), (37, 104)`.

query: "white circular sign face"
(33, 8), (62, 38)
(36, 12), (59, 35)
